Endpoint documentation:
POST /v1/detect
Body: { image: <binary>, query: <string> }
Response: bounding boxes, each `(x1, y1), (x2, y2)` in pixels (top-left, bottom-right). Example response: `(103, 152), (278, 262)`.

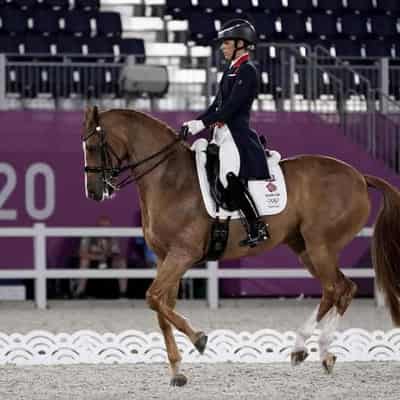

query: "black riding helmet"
(217, 19), (257, 46)
(216, 19), (257, 62)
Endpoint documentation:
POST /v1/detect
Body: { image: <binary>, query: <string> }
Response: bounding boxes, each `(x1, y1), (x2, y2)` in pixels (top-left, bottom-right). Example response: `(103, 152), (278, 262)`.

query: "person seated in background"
(73, 215), (128, 299)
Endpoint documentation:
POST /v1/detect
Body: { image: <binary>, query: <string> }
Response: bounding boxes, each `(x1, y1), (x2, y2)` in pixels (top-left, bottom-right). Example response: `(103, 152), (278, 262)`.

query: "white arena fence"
(0, 224), (381, 310)
(1, 328), (400, 365)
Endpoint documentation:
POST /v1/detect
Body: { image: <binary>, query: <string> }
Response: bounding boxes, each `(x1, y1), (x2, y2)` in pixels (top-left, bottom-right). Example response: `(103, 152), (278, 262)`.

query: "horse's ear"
(84, 105), (99, 129)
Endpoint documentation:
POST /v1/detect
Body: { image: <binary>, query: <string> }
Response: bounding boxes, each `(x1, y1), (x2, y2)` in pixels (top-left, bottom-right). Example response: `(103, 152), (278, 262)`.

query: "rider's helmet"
(217, 19), (257, 48)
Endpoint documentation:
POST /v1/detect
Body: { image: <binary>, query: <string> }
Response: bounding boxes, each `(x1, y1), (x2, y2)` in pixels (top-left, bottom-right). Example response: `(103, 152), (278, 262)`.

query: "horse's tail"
(365, 174), (400, 325)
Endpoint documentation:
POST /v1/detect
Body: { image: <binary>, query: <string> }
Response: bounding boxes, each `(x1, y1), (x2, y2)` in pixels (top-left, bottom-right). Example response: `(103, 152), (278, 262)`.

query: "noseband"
(82, 123), (183, 191)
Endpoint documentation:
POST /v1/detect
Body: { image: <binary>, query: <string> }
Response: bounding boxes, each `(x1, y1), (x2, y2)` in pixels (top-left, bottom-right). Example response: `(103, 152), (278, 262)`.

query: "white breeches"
(211, 125), (240, 188)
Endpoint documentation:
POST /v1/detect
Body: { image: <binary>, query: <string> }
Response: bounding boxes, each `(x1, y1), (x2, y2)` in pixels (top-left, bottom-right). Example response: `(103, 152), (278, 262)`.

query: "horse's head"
(82, 106), (123, 202)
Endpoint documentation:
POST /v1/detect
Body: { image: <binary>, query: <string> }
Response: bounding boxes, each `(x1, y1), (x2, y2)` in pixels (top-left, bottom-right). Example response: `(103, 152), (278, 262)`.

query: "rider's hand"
(182, 120), (205, 135)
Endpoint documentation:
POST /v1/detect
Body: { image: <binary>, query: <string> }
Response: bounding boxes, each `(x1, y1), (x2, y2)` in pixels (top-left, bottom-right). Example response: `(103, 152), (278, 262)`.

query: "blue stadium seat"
(14, 0), (38, 10)
(41, 0), (70, 11)
(32, 9), (61, 35)
(370, 16), (399, 39)
(257, 0), (284, 14)
(118, 38), (145, 63)
(188, 13), (216, 45)
(345, 0), (375, 14)
(286, 0), (314, 14)
(280, 14), (307, 40)
(55, 35), (84, 55)
(311, 14), (338, 39)
(165, 0), (195, 19)
(23, 35), (52, 55)
(96, 12), (122, 37)
(333, 40), (362, 58)
(74, 0), (100, 12)
(228, 0), (253, 14)
(197, 0), (224, 13)
(0, 8), (28, 35)
(247, 13), (276, 41)
(0, 35), (21, 54)
(364, 40), (393, 58)
(315, 0), (343, 15)
(86, 37), (114, 62)
(64, 11), (92, 36)
(375, 0), (400, 16)
(339, 15), (369, 39)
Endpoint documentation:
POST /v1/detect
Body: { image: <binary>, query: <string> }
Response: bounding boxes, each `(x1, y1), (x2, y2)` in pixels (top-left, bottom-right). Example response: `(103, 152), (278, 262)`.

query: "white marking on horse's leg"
(82, 143), (89, 198)
(318, 307), (340, 360)
(293, 305), (319, 352)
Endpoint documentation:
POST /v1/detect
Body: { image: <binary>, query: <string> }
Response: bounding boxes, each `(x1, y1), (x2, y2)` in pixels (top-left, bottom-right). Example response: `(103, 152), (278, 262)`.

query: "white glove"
(183, 120), (205, 135)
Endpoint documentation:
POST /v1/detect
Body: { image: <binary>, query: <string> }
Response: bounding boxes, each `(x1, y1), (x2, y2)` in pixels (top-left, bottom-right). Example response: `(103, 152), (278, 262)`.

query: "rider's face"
(221, 39), (235, 60)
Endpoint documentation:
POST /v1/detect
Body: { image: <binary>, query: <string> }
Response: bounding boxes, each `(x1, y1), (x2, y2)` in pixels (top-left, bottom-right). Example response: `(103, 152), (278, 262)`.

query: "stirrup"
(239, 221), (269, 248)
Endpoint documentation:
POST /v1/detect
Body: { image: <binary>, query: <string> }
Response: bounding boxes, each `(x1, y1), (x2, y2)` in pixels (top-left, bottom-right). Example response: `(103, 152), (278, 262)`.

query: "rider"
(182, 19), (270, 247)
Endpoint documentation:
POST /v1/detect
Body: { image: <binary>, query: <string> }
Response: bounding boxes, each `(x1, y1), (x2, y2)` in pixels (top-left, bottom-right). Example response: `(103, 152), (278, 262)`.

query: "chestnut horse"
(82, 106), (400, 386)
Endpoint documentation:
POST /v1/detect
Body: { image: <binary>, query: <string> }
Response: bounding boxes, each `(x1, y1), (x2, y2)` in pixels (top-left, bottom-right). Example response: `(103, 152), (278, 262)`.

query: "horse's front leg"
(157, 282), (187, 386)
(146, 252), (208, 354)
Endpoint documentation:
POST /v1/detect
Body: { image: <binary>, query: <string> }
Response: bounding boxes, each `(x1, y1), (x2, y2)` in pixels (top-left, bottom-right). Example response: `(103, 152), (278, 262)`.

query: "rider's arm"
(201, 64), (257, 127)
(197, 97), (218, 121)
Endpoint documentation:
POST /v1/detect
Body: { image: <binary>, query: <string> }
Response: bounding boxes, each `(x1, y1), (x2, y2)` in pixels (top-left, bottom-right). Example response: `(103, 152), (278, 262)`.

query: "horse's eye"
(86, 145), (98, 152)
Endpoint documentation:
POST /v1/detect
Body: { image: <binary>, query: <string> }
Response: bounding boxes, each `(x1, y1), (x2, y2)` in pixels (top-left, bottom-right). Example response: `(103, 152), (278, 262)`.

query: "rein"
(82, 124), (184, 190)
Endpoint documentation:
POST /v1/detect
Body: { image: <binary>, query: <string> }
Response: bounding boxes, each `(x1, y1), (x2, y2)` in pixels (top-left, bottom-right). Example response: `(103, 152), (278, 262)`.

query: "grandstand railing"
(0, 223), (380, 310)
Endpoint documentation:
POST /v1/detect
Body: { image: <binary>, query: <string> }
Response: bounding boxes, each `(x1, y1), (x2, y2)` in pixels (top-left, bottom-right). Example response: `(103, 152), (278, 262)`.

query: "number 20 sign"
(0, 162), (55, 221)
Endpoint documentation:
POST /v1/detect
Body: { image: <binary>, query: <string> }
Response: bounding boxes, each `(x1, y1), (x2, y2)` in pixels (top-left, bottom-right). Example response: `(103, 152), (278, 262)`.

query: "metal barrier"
(0, 223), (377, 310)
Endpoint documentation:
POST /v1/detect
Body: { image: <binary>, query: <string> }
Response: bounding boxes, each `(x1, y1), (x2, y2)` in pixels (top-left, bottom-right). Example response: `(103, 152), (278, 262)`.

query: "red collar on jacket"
(230, 53), (249, 69)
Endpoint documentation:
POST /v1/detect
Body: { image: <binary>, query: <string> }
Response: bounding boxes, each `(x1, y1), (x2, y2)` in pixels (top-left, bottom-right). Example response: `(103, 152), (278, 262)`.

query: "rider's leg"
(226, 172), (269, 247)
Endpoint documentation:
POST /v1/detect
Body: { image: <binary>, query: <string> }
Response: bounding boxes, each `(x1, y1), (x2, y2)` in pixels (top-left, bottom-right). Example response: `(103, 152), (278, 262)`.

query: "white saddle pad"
(192, 138), (288, 220)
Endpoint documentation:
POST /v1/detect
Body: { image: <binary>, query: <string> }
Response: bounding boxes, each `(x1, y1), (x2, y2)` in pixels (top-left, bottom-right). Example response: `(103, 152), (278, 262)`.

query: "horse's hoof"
(170, 374), (187, 387)
(322, 353), (337, 374)
(291, 350), (309, 366)
(194, 332), (208, 354)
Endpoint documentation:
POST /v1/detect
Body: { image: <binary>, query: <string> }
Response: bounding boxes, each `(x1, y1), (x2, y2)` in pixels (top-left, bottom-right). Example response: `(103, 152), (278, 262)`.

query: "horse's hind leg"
(294, 243), (357, 372)
(157, 284), (187, 386)
(318, 270), (357, 373)
(290, 249), (320, 366)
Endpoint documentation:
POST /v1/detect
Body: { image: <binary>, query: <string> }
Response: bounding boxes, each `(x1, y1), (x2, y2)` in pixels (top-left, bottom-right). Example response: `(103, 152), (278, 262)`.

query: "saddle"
(205, 142), (272, 212)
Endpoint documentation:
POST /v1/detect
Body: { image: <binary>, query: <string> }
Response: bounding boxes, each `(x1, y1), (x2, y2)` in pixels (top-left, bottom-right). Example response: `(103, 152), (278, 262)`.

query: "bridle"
(82, 123), (186, 192)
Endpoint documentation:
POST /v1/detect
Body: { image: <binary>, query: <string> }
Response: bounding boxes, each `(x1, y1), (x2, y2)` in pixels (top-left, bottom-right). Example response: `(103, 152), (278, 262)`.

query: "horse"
(82, 106), (400, 386)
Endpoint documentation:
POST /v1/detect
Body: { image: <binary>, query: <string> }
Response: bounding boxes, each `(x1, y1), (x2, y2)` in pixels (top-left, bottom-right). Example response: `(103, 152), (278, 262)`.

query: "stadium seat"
(0, 35), (22, 54)
(333, 40), (362, 58)
(311, 14), (338, 39)
(286, 0), (314, 14)
(375, 0), (400, 16)
(339, 15), (369, 39)
(197, 0), (224, 14)
(165, 0), (195, 20)
(247, 13), (276, 41)
(118, 38), (145, 63)
(96, 12), (122, 37)
(74, 0), (100, 12)
(64, 11), (92, 36)
(0, 8), (28, 35)
(280, 14), (307, 40)
(364, 40), (393, 58)
(345, 0), (375, 14)
(315, 0), (343, 15)
(32, 9), (61, 36)
(13, 0), (38, 10)
(258, 0), (284, 14)
(188, 13), (216, 45)
(41, 0), (70, 11)
(228, 0), (253, 14)
(55, 35), (84, 56)
(370, 16), (399, 39)
(23, 35), (52, 55)
(86, 37), (115, 61)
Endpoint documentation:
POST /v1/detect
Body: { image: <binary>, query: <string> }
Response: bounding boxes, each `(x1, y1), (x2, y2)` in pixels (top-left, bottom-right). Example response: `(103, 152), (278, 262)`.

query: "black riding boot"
(226, 172), (270, 248)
